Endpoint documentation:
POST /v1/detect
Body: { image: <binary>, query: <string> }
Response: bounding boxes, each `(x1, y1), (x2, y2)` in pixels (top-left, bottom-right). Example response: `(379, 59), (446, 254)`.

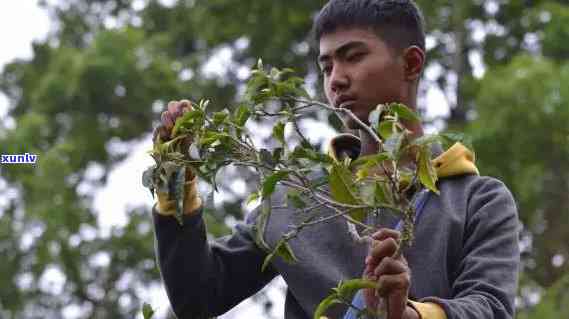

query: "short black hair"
(312, 0), (426, 53)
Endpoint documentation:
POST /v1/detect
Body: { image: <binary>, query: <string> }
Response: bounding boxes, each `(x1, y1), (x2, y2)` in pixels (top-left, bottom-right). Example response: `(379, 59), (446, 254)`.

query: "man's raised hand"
(153, 100), (193, 143)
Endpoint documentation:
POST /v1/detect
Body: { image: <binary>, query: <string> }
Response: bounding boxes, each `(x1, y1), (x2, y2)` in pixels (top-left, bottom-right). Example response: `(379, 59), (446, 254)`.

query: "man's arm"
(363, 178), (519, 319)
(153, 205), (277, 318)
(151, 100), (277, 318)
(418, 178), (520, 319)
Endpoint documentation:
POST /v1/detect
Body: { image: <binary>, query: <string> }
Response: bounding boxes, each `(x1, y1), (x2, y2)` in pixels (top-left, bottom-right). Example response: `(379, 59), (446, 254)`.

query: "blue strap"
(342, 190), (431, 319)
(343, 289), (368, 319)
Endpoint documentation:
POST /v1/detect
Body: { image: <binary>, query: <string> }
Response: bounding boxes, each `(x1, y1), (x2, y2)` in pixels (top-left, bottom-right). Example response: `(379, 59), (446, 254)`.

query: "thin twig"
(347, 221), (373, 245)
(281, 180), (402, 213)
(289, 97), (383, 146)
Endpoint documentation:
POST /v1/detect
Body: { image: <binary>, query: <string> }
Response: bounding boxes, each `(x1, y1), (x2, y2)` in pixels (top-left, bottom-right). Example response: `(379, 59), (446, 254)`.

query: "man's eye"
(321, 65), (332, 76)
(347, 52), (365, 62)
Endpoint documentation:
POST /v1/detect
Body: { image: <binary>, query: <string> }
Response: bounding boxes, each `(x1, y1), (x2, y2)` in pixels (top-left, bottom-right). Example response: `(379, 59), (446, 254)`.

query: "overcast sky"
(0, 2), (49, 118)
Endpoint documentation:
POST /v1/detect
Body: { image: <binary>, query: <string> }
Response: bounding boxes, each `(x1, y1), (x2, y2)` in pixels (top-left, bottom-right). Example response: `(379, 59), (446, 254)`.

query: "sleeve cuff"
(156, 175), (202, 216)
(408, 300), (447, 319)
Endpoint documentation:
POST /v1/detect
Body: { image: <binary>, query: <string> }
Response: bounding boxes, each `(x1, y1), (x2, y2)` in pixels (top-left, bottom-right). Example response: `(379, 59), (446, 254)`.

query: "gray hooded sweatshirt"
(152, 139), (520, 319)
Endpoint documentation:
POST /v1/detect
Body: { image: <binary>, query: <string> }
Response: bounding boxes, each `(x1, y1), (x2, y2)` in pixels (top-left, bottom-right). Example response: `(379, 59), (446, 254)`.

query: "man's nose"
(329, 65), (349, 93)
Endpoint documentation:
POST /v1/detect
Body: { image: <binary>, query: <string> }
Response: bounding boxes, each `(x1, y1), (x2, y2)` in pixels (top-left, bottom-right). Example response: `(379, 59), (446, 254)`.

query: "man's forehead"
(318, 28), (380, 55)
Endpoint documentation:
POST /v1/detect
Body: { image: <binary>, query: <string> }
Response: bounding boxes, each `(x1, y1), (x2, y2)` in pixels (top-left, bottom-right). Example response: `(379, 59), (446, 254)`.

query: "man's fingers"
(365, 272), (409, 318)
(167, 101), (181, 114)
(363, 286), (380, 311)
(168, 101), (185, 122)
(179, 99), (192, 110)
(371, 228), (401, 242)
(365, 233), (409, 319)
(366, 228), (401, 267)
(154, 99), (193, 144)
(158, 126), (170, 141)
(161, 111), (175, 130)
(367, 237), (399, 267)
(373, 257), (408, 278)
(376, 272), (409, 299)
(385, 287), (408, 319)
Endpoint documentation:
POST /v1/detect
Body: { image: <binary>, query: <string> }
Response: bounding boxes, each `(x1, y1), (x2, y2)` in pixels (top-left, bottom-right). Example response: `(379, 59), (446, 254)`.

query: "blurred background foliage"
(0, 0), (568, 318)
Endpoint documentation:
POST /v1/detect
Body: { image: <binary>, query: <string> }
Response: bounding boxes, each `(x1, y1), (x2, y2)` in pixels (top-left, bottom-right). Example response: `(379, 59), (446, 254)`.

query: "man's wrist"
(155, 174), (202, 216)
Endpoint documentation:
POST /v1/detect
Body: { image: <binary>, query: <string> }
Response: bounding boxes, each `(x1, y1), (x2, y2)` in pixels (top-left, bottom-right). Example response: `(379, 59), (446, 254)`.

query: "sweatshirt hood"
(328, 133), (479, 178)
(432, 142), (479, 177)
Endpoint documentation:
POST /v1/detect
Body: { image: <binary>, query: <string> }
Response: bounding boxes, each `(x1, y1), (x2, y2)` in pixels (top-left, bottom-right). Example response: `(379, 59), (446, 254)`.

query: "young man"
(151, 1), (520, 318)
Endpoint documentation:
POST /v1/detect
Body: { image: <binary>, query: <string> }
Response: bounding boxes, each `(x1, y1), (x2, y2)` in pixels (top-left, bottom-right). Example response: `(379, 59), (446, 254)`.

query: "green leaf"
(259, 148), (275, 167)
(233, 104), (252, 127)
(142, 166), (155, 189)
(158, 135), (187, 154)
(374, 181), (391, 204)
(411, 134), (442, 148)
(329, 163), (365, 222)
(390, 103), (420, 123)
(398, 169), (414, 191)
(287, 189), (306, 209)
(164, 152), (184, 164)
(199, 99), (210, 111)
(384, 132), (406, 159)
(172, 166), (186, 225)
(359, 182), (377, 206)
(272, 147), (284, 163)
(142, 303), (155, 319)
(212, 109), (229, 126)
(261, 251), (276, 272)
(379, 120), (395, 140)
(352, 153), (391, 181)
(291, 145), (333, 164)
(272, 121), (286, 145)
(270, 67), (280, 79)
(261, 171), (289, 199)
(313, 294), (342, 319)
(205, 190), (215, 210)
(200, 132), (231, 147)
(351, 152), (391, 168)
(171, 108), (205, 137)
(276, 240), (297, 263)
(246, 191), (261, 205)
(418, 146), (439, 194)
(310, 174), (329, 188)
(245, 69), (270, 104)
(335, 279), (378, 299)
(440, 132), (474, 151)
(261, 239), (298, 271)
(255, 200), (272, 253)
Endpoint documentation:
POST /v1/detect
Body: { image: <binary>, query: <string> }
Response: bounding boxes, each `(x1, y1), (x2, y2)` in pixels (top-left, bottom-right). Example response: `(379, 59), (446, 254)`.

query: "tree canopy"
(0, 0), (568, 317)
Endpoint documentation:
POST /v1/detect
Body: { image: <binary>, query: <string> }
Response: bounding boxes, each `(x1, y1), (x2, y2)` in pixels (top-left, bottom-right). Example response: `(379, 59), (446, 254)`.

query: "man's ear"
(403, 46), (425, 82)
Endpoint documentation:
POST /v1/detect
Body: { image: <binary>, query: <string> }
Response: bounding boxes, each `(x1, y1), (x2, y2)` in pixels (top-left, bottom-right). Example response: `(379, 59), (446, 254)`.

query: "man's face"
(318, 28), (407, 129)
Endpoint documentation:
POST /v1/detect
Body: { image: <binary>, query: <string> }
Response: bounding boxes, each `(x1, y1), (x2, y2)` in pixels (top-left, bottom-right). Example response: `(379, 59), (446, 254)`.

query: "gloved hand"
(153, 100), (202, 216)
